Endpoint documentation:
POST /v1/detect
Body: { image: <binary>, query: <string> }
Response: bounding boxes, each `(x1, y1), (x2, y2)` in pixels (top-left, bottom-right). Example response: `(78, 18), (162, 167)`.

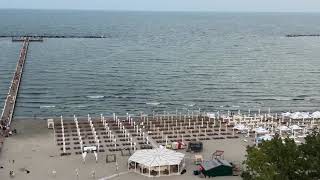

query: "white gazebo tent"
(128, 147), (185, 177)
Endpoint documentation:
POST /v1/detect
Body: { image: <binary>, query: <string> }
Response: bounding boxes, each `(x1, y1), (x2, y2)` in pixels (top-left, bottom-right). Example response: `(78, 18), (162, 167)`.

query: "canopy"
(128, 147), (185, 167)
(289, 125), (302, 130)
(253, 127), (269, 134)
(311, 111), (320, 118)
(257, 134), (273, 141)
(207, 113), (215, 118)
(290, 112), (310, 119)
(281, 112), (314, 119)
(277, 125), (290, 131)
(281, 112), (291, 117)
(233, 124), (249, 131)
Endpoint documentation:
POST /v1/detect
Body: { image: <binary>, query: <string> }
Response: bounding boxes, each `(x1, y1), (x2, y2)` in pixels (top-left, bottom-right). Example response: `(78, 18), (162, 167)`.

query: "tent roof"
(201, 159), (232, 171)
(128, 147), (185, 167)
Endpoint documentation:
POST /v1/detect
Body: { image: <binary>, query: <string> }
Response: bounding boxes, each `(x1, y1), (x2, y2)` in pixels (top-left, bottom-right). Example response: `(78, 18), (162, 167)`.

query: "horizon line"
(1, 8), (320, 13)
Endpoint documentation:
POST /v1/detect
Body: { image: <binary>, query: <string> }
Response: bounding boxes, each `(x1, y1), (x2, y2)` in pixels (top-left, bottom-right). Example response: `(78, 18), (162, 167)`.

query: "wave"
(86, 95), (104, 99)
(146, 102), (160, 106)
(40, 105), (55, 109)
(184, 103), (195, 107)
(274, 97), (292, 101)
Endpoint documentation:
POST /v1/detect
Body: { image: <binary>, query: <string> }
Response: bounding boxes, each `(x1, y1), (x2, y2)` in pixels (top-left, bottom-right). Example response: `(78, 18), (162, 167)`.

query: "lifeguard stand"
(47, 119), (54, 129)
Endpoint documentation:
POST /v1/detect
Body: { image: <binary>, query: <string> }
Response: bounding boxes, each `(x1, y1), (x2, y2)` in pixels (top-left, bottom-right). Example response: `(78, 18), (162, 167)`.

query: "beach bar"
(128, 147), (185, 177)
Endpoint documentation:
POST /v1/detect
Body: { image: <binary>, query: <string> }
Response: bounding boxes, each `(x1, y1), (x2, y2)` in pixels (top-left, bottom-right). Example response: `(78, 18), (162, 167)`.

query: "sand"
(0, 118), (249, 180)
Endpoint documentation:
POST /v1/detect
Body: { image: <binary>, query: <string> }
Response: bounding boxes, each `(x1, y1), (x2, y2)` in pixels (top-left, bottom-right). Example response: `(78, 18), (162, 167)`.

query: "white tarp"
(128, 147), (185, 167)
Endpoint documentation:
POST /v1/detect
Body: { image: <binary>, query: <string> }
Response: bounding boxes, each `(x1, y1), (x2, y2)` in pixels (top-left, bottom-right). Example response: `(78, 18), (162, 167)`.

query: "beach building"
(128, 147), (185, 177)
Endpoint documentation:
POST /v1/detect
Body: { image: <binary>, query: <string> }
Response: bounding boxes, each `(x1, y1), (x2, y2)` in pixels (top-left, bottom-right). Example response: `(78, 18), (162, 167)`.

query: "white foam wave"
(87, 95), (104, 99)
(146, 102), (160, 106)
(75, 105), (87, 108)
(40, 105), (55, 109)
(185, 103), (195, 107)
(275, 97), (291, 101)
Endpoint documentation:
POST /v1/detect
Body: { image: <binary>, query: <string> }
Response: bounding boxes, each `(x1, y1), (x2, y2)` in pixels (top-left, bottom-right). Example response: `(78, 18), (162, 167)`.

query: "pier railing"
(0, 38), (29, 129)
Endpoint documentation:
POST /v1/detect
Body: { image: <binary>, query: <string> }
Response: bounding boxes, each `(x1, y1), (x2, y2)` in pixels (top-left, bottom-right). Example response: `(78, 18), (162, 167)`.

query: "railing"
(0, 38), (29, 129)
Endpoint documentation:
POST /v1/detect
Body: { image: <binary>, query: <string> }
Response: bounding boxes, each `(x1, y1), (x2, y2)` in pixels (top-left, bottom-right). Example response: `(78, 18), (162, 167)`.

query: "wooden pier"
(0, 38), (30, 135)
(0, 35), (108, 39)
(12, 37), (43, 42)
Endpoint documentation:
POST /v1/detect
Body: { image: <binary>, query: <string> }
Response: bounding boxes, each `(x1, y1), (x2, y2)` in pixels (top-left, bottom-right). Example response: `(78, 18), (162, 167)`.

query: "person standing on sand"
(75, 168), (79, 179)
(91, 170), (95, 179)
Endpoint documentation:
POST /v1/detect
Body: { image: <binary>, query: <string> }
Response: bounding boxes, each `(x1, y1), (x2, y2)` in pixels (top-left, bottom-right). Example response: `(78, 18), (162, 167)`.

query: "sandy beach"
(0, 118), (248, 180)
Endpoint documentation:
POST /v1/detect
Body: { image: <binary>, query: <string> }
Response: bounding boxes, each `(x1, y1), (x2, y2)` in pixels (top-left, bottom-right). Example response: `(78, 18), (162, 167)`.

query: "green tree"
(242, 133), (320, 180)
(299, 132), (320, 178)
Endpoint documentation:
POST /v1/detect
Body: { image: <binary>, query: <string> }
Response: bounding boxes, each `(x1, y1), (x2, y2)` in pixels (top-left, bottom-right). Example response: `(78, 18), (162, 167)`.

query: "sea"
(0, 9), (320, 117)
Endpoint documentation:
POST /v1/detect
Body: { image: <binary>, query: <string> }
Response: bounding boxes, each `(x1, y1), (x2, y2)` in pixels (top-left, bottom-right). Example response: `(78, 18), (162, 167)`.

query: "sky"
(1, 0), (320, 12)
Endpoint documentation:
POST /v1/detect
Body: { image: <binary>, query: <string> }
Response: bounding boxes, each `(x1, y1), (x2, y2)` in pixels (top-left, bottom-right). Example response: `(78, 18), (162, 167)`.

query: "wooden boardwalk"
(0, 37), (29, 135)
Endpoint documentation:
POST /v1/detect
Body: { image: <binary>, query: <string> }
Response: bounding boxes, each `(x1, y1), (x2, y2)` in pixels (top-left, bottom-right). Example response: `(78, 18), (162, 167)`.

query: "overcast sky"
(2, 0), (320, 12)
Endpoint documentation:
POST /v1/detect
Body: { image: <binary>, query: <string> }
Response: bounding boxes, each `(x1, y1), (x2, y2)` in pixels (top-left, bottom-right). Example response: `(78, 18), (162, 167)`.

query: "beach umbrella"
(142, 132), (144, 142)
(290, 124), (302, 131)
(254, 127), (269, 134)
